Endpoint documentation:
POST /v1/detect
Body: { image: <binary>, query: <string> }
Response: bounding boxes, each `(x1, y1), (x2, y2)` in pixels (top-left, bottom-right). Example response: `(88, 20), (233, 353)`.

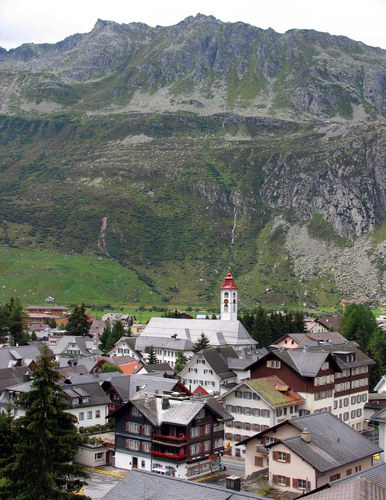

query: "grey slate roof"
(370, 406), (386, 422)
(302, 476), (386, 500)
(273, 349), (330, 377)
(103, 374), (180, 403)
(199, 346), (238, 379)
(271, 412), (382, 473)
(0, 343), (44, 368)
(104, 469), (266, 499)
(333, 463), (386, 489)
(0, 366), (30, 390)
(140, 362), (175, 375)
(51, 336), (95, 356)
(62, 382), (110, 407)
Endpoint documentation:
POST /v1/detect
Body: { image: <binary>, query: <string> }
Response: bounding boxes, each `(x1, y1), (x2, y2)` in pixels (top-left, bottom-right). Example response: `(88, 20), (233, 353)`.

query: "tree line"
(240, 308), (306, 347)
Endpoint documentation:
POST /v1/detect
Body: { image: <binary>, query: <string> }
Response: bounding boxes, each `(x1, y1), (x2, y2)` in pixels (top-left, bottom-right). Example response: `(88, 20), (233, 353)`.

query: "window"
(196, 409), (205, 419)
(95, 409), (101, 418)
(214, 437), (223, 448)
(255, 456), (263, 467)
(203, 440), (211, 452)
(243, 391), (252, 399)
(141, 460), (145, 468)
(351, 410), (356, 419)
(356, 409), (362, 417)
(333, 401), (338, 410)
(330, 473), (341, 482)
(78, 412), (84, 421)
(190, 443), (200, 455)
(126, 439), (140, 451)
(243, 422), (251, 430)
(277, 476), (288, 486)
(322, 361), (329, 371)
(235, 391), (243, 398)
(344, 398), (349, 407)
(261, 409), (270, 418)
(297, 479), (307, 489)
(362, 394), (367, 402)
(87, 411), (92, 420)
(131, 407), (140, 416)
(129, 422), (140, 433)
(95, 452), (103, 461)
(204, 424), (211, 434)
(252, 408), (260, 416)
(236, 406), (242, 414)
(278, 452), (287, 461)
(142, 424), (152, 435)
(267, 360), (281, 369)
(142, 442), (151, 453)
(274, 451), (290, 463)
(343, 412), (349, 421)
(346, 468), (352, 476)
(252, 393), (260, 400)
(355, 465), (362, 472)
(190, 427), (200, 438)
(264, 437), (277, 445)
(351, 396), (356, 404)
(357, 395), (361, 403)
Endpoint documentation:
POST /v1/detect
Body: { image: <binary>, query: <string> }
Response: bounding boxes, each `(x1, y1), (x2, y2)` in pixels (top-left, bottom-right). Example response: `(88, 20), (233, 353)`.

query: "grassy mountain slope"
(0, 16), (385, 308)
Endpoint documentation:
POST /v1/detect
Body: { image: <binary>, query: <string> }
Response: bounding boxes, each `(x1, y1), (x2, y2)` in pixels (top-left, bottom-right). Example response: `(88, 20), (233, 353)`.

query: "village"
(0, 269), (385, 499)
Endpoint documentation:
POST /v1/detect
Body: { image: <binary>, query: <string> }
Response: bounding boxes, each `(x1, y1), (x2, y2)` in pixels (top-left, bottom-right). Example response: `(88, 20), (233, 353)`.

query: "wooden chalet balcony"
(150, 450), (187, 462)
(152, 434), (188, 447)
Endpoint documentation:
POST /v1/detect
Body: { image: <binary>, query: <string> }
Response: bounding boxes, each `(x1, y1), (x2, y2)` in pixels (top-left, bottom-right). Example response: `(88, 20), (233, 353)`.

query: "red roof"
(220, 270), (238, 290)
(193, 385), (209, 396)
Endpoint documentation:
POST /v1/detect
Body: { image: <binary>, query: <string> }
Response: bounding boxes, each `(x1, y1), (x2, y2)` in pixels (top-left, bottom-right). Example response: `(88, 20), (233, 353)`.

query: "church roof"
(220, 270), (238, 290)
(140, 318), (256, 347)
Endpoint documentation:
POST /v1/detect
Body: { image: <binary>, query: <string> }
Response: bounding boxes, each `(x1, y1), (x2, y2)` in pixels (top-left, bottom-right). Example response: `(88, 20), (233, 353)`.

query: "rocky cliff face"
(0, 16), (384, 307)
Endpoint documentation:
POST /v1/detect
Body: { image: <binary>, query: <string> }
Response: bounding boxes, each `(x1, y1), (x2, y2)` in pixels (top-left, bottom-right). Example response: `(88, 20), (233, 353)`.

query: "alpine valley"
(0, 15), (385, 309)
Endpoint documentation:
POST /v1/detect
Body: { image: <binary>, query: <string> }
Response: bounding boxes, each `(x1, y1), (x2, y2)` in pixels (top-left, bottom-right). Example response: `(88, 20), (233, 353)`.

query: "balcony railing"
(150, 450), (186, 461)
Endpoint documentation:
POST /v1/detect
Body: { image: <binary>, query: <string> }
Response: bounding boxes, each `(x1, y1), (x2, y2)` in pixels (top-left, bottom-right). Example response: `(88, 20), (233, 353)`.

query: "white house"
(374, 375), (386, 393)
(179, 346), (239, 394)
(108, 337), (141, 360)
(219, 376), (304, 457)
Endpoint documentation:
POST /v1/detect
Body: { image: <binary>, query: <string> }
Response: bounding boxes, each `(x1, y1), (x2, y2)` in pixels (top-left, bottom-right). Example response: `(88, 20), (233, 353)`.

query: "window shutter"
(292, 478), (298, 488)
(286, 476), (290, 487)
(126, 439), (129, 449)
(273, 451), (278, 461)
(286, 452), (291, 463)
(125, 422), (129, 432)
(272, 475), (278, 485)
(307, 481), (311, 490)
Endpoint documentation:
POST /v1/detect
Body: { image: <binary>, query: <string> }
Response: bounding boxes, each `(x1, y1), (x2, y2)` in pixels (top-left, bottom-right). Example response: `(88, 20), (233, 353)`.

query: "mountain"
(0, 15), (385, 309)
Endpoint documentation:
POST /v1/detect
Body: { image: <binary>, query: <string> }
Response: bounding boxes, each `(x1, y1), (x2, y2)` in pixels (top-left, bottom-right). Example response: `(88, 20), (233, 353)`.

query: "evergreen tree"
(5, 297), (28, 345)
(0, 406), (17, 475)
(99, 325), (111, 353)
(48, 318), (57, 329)
(174, 352), (188, 373)
(0, 346), (88, 499)
(293, 311), (306, 332)
(369, 327), (386, 389)
(339, 304), (377, 351)
(105, 321), (125, 353)
(192, 333), (210, 354)
(30, 331), (37, 341)
(147, 345), (158, 364)
(65, 303), (91, 337)
(251, 307), (272, 347)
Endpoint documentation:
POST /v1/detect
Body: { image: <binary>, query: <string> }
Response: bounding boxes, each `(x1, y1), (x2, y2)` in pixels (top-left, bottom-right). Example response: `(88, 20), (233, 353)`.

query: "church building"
(134, 270), (257, 365)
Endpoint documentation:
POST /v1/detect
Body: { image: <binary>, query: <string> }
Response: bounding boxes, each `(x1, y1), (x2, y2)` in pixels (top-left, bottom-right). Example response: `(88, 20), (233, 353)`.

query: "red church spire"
(220, 268), (238, 290)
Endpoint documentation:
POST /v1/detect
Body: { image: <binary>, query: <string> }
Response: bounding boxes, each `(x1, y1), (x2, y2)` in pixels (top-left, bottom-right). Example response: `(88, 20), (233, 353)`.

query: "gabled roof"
(0, 344), (44, 369)
(126, 393), (233, 427)
(370, 406), (386, 422)
(268, 413), (381, 473)
(274, 331), (346, 347)
(302, 476), (386, 500)
(0, 366), (30, 390)
(51, 336), (95, 356)
(105, 469), (266, 500)
(199, 346), (238, 379)
(102, 374), (180, 402)
(374, 375), (386, 392)
(62, 382), (110, 407)
(140, 362), (175, 376)
(317, 316), (341, 331)
(219, 376), (304, 409)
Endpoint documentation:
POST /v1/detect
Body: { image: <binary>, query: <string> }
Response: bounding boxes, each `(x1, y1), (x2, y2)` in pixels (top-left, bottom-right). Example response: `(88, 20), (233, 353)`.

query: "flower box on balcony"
(235, 425), (241, 429)
(153, 434), (187, 441)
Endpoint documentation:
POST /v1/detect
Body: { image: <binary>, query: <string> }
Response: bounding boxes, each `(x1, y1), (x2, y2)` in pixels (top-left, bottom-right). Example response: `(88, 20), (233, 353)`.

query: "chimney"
(301, 429), (311, 443)
(22, 372), (31, 382)
(162, 396), (170, 410)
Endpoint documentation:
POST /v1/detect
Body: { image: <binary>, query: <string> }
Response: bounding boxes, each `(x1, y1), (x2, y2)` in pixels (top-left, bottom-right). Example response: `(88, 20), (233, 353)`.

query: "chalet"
(179, 346), (239, 395)
(111, 392), (232, 479)
(98, 355), (142, 375)
(101, 373), (190, 412)
(238, 412), (381, 494)
(108, 336), (141, 361)
(138, 362), (175, 377)
(219, 376), (304, 457)
(273, 331), (346, 349)
(51, 336), (101, 357)
(0, 343), (44, 369)
(248, 343), (375, 431)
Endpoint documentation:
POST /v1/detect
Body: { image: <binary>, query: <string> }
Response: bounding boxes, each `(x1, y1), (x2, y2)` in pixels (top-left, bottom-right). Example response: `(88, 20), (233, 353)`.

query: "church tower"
(220, 268), (238, 321)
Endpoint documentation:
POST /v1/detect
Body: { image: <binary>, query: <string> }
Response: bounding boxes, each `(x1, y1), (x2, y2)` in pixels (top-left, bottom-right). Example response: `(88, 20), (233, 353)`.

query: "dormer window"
(82, 397), (89, 403)
(73, 398), (79, 404)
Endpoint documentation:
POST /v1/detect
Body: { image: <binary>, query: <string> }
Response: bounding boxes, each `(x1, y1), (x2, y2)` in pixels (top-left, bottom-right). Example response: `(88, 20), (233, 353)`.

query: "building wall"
(68, 404), (108, 429)
(74, 446), (110, 467)
(269, 444), (316, 493)
(316, 456), (373, 488)
(180, 354), (228, 394)
(110, 341), (140, 360)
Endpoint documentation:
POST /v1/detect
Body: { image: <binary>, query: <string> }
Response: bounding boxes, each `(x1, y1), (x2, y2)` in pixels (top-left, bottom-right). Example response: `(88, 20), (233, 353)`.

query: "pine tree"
(105, 321), (125, 353)
(65, 303), (91, 337)
(147, 345), (158, 364)
(293, 311), (306, 332)
(174, 352), (188, 373)
(99, 325), (111, 353)
(192, 333), (210, 354)
(252, 307), (272, 347)
(5, 297), (28, 345)
(0, 346), (88, 499)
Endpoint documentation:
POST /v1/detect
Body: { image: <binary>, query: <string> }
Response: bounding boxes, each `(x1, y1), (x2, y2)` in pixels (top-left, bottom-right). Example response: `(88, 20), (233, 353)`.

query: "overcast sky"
(0, 0), (385, 50)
